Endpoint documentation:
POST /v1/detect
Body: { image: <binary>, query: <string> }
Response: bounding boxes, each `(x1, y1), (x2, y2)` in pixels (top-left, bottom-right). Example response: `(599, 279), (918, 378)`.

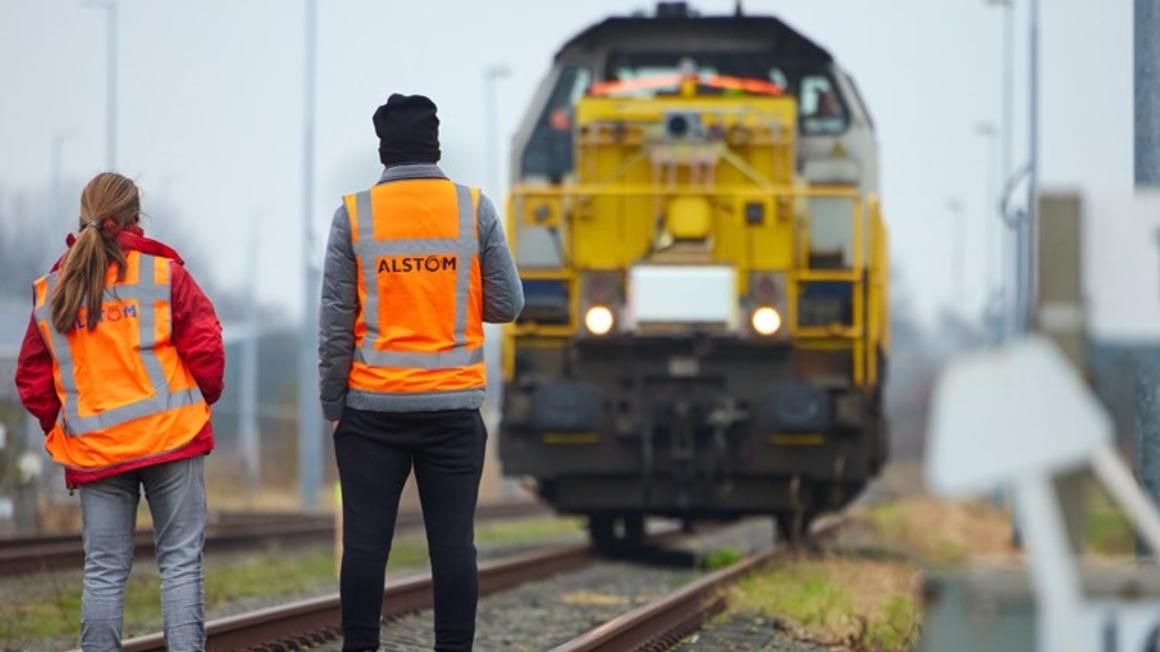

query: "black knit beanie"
(373, 94), (441, 166)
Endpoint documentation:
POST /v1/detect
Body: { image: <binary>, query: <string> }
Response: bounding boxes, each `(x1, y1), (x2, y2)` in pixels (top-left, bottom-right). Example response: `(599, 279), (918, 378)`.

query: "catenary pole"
(483, 65), (511, 198)
(297, 0), (323, 511)
(84, 0), (118, 170)
(1025, 0), (1039, 334)
(240, 212), (261, 502)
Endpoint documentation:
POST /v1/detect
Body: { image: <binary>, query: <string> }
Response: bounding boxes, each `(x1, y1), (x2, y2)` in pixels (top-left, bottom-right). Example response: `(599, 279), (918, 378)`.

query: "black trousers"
(334, 407), (487, 652)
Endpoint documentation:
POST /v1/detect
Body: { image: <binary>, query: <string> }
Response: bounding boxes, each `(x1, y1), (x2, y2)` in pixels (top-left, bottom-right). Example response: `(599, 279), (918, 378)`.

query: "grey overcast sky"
(0, 0), (1148, 336)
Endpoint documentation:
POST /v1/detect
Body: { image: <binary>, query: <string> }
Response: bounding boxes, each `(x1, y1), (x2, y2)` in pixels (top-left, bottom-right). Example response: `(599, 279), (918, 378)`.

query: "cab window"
(602, 52), (850, 135)
(799, 74), (848, 136)
(520, 65), (591, 180)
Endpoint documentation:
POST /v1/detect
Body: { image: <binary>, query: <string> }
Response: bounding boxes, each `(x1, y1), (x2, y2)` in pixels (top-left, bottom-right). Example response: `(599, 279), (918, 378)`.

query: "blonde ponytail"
(50, 173), (139, 332)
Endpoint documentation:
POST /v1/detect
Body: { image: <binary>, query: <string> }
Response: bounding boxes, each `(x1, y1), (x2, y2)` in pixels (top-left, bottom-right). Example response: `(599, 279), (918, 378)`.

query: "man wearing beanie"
(318, 93), (524, 652)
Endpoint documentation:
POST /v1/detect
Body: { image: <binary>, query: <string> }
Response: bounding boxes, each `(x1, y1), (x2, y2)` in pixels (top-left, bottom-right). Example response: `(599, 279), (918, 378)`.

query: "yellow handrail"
(506, 183), (881, 387)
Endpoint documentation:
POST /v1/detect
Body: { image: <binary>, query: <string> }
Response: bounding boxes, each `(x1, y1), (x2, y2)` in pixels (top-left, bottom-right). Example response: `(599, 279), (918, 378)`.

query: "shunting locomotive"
(500, 2), (889, 545)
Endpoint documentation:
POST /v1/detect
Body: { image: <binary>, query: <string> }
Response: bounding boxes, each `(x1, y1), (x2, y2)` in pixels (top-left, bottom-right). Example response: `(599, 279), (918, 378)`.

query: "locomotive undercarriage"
(501, 334), (886, 546)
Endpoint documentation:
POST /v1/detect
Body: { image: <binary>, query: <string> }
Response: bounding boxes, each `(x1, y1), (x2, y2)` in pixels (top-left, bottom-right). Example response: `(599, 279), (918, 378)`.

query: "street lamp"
(975, 121), (1000, 294)
(975, 122), (1008, 345)
(83, 0), (118, 170)
(483, 65), (512, 199)
(1027, 0), (1041, 334)
(240, 209), (264, 502)
(297, 0), (323, 511)
(984, 0), (1039, 337)
(985, 0), (1018, 338)
(947, 198), (967, 307)
(49, 131), (73, 216)
(986, 0), (1014, 184)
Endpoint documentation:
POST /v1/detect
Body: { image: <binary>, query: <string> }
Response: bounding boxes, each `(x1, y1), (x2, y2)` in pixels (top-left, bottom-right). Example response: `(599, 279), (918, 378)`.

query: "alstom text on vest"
(75, 302), (139, 329)
(377, 255), (457, 274)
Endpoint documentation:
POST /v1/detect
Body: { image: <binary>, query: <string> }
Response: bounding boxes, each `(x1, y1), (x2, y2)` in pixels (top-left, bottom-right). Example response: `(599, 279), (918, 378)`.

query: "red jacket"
(15, 226), (224, 487)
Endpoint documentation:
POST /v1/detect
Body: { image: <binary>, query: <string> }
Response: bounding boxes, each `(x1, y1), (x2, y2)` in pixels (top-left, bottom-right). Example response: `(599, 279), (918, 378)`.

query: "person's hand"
(330, 420), (339, 433)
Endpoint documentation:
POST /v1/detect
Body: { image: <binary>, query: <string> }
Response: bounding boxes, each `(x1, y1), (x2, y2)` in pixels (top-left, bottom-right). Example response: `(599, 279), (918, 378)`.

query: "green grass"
(931, 538), (968, 565)
(0, 515), (582, 643)
(0, 547), (347, 641)
(475, 515), (584, 545)
(1085, 486), (1135, 556)
(867, 594), (921, 651)
(734, 565), (852, 630)
(703, 546), (743, 571)
(730, 560), (920, 651)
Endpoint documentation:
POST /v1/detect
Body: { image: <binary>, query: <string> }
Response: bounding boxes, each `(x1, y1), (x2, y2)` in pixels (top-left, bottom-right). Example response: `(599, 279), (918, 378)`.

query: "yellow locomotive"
(500, 3), (889, 545)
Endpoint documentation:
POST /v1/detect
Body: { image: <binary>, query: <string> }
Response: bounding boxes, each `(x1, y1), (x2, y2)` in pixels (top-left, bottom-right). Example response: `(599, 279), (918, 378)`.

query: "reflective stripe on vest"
(350, 182), (483, 372)
(33, 254), (204, 437)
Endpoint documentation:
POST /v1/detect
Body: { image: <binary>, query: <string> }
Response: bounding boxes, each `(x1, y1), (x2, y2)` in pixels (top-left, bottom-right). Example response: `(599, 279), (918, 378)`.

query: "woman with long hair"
(15, 172), (224, 651)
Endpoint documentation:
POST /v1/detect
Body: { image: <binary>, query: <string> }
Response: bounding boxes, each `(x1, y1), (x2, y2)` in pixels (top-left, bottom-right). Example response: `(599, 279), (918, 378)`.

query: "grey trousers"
(79, 455), (207, 652)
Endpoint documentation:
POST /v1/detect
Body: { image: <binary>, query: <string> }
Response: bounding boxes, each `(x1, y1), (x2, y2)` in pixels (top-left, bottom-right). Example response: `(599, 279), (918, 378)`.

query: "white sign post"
(927, 336), (1160, 652)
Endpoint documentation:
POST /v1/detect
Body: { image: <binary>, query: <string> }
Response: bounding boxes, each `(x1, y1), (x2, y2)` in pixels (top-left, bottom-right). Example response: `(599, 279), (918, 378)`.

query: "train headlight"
(584, 305), (615, 336)
(751, 306), (782, 336)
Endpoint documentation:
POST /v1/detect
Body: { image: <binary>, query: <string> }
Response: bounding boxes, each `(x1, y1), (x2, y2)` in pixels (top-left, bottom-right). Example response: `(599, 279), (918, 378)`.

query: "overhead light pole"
(985, 0), (1038, 337)
(987, 0), (1015, 202)
(1026, 0), (1040, 334)
(985, 0), (1018, 338)
(483, 65), (512, 198)
(83, 0), (118, 170)
(50, 131), (73, 215)
(482, 63), (513, 498)
(975, 122), (1000, 296)
(297, 0), (323, 511)
(241, 210), (263, 502)
(947, 197), (967, 308)
(975, 122), (1007, 346)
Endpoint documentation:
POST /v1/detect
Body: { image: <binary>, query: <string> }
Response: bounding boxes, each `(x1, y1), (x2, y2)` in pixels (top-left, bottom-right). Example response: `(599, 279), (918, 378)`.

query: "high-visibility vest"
(345, 179), (486, 395)
(33, 251), (210, 471)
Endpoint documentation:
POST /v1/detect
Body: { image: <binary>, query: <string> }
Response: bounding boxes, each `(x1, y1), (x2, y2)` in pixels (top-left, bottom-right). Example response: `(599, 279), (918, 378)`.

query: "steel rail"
(548, 515), (849, 652)
(0, 501), (546, 576)
(111, 524), (684, 652)
(120, 542), (595, 652)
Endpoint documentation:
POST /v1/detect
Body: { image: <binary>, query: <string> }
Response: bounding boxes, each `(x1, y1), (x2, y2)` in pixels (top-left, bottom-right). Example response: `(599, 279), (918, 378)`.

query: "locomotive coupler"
(707, 397), (745, 496)
(671, 400), (694, 510)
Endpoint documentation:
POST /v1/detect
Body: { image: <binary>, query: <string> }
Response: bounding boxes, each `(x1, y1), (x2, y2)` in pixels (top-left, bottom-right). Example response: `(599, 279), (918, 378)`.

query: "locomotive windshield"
(521, 52), (848, 179)
(521, 65), (591, 182)
(608, 52), (849, 136)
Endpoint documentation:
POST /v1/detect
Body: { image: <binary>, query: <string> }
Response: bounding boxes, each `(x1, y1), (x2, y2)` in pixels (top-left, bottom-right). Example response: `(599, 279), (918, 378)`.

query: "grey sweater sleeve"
(477, 193), (524, 323)
(318, 204), (358, 421)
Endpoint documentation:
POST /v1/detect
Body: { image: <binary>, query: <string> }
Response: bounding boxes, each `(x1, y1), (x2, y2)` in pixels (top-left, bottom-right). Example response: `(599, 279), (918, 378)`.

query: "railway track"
(0, 501), (546, 576)
(102, 515), (845, 652)
(121, 542), (597, 651)
(547, 515), (847, 652)
(110, 526), (683, 652)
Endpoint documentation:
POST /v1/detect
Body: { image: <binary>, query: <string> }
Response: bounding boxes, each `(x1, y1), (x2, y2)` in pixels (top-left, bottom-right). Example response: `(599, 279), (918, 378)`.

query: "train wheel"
(587, 514), (616, 552)
(622, 514), (645, 547)
(774, 510), (814, 548)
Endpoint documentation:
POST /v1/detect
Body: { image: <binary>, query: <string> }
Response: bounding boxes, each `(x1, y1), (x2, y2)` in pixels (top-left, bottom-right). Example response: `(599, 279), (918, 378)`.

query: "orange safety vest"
(33, 251), (210, 472)
(344, 179), (486, 395)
